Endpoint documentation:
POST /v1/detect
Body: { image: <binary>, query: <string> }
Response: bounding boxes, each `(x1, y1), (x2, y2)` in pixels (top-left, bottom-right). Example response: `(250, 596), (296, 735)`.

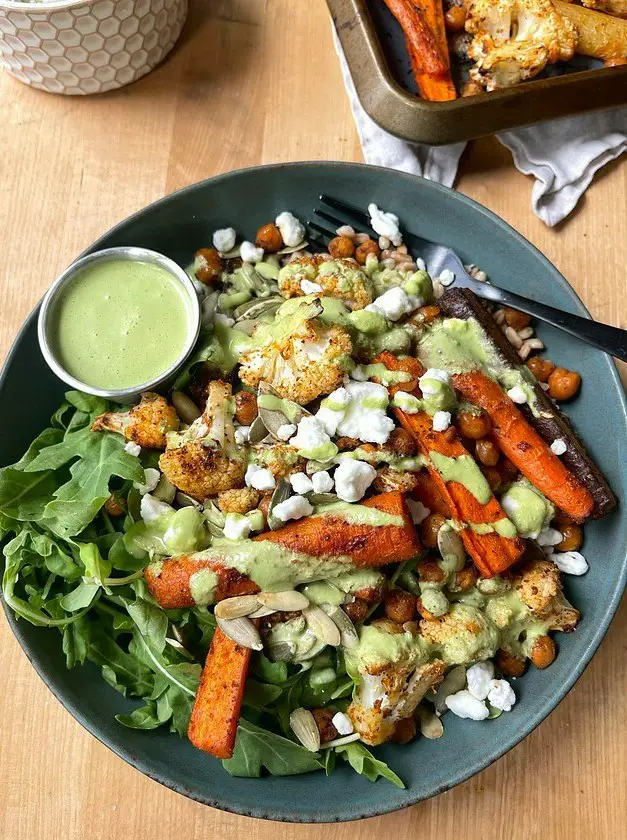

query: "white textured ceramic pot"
(0, 0), (187, 95)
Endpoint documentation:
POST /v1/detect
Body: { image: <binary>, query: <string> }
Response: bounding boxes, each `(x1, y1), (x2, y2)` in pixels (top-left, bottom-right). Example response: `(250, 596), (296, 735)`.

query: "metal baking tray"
(328, 0), (627, 145)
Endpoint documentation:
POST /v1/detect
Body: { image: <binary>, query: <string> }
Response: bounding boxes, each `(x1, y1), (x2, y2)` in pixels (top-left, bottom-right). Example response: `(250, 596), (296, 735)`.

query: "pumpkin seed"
(434, 665), (467, 714)
(305, 460), (331, 475)
(175, 491), (202, 509)
(258, 590), (309, 611)
(307, 492), (338, 506)
(232, 320), (258, 336)
(255, 261), (280, 281)
(172, 391), (202, 424)
(153, 474), (176, 504)
(216, 616), (263, 650)
(267, 641), (296, 661)
(257, 382), (308, 440)
(417, 703), (444, 739)
(326, 606), (359, 648)
(303, 606), (341, 647)
(395, 667), (440, 719)
(289, 708), (321, 752)
(267, 479), (292, 530)
(234, 295), (283, 321)
(214, 595), (261, 620)
(248, 415), (270, 445)
(437, 525), (466, 572)
(248, 605), (276, 619)
(278, 241), (308, 255)
(203, 500), (226, 537)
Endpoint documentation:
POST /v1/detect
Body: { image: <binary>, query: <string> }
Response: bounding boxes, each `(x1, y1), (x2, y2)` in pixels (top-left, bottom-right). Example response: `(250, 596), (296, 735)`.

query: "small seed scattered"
(247, 605), (276, 619)
(216, 616), (263, 650)
(320, 733), (361, 749)
(172, 391), (201, 424)
(493, 308), (506, 324)
(214, 595), (261, 620)
(267, 641), (296, 661)
(289, 708), (321, 752)
(434, 665), (467, 713)
(437, 526), (466, 571)
(526, 338), (545, 350)
(517, 326), (534, 340)
(354, 232), (371, 245)
(504, 326), (523, 349)
(336, 224), (356, 239)
(518, 341), (532, 361)
(417, 704), (444, 739)
(175, 492), (202, 509)
(303, 605), (341, 647)
(258, 590), (310, 611)
(378, 235), (391, 250)
(326, 606), (359, 648)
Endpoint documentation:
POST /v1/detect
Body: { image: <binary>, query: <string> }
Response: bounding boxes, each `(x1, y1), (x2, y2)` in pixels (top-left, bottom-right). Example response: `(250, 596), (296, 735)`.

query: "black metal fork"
(307, 195), (627, 362)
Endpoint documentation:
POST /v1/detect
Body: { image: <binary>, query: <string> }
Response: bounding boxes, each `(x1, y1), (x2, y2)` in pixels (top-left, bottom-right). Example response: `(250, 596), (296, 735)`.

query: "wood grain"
(0, 1), (625, 837)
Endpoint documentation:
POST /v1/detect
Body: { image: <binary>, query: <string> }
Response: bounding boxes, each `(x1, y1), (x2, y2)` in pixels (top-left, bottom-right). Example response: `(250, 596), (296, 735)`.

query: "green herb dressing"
(469, 518), (518, 538)
(257, 394), (302, 423)
(51, 259), (192, 390)
(189, 568), (219, 606)
(429, 451), (492, 504)
(313, 501), (405, 527)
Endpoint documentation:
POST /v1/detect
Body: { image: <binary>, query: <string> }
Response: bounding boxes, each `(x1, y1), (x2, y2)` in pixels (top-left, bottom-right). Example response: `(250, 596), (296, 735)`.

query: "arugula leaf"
(243, 679), (283, 710)
(82, 621), (154, 698)
(251, 653), (288, 686)
(126, 597), (168, 654)
(335, 743), (405, 788)
(79, 543), (111, 584)
(60, 580), (101, 612)
(222, 719), (324, 778)
(115, 703), (164, 730)
(62, 618), (88, 668)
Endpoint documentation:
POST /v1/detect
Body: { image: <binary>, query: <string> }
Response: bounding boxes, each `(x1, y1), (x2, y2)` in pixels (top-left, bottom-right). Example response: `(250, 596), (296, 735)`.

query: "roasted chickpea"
(258, 494), (273, 520)
(482, 466), (501, 492)
(417, 558), (447, 584)
(605, 56), (627, 67)
(336, 436), (361, 451)
(343, 598), (369, 623)
(384, 588), (417, 624)
(328, 235), (355, 259)
(312, 708), (338, 743)
(553, 508), (574, 526)
(444, 5), (467, 32)
(416, 304), (441, 325)
(442, 426), (457, 444)
(354, 239), (380, 266)
(526, 355), (555, 383)
(503, 307), (532, 331)
(496, 647), (526, 678)
(498, 458), (518, 485)
(475, 438), (500, 467)
(255, 223), (283, 253)
(194, 248), (223, 285)
(548, 367), (581, 402)
(529, 635), (556, 669)
(420, 513), (446, 548)
(354, 584), (386, 605)
(391, 716), (417, 744)
(104, 494), (126, 517)
(385, 428), (417, 457)
(234, 391), (258, 426)
(557, 523), (583, 553)
(452, 565), (477, 592)
(456, 408), (491, 440)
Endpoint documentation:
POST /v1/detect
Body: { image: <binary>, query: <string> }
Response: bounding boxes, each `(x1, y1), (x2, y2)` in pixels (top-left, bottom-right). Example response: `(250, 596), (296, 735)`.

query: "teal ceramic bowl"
(1, 163), (625, 822)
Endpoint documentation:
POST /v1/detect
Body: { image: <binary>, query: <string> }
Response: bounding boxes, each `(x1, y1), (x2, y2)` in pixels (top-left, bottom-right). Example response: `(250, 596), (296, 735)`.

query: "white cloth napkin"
(334, 32), (627, 227)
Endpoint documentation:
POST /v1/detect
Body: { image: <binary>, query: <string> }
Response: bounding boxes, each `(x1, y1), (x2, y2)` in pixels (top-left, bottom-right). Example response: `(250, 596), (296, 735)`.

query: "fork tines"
(314, 195), (379, 240)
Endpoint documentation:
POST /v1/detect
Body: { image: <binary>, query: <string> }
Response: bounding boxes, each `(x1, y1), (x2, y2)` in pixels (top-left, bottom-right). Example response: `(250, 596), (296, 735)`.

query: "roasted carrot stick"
(409, 0), (458, 100)
(256, 491), (419, 566)
(188, 627), (252, 759)
(145, 493), (420, 609)
(453, 371), (594, 523)
(383, 0), (457, 100)
(411, 469), (453, 518)
(373, 352), (525, 576)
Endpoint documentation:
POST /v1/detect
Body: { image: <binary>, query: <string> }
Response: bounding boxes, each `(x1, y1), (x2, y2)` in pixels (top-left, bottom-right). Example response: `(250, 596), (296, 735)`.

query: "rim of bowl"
(37, 245), (200, 400)
(0, 0), (156, 11)
(2, 161), (626, 822)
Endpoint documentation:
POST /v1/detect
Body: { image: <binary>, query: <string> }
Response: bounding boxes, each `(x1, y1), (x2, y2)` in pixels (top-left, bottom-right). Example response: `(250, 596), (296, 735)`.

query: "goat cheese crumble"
(273, 494), (314, 522)
(276, 211), (305, 247)
(301, 278), (323, 295)
(134, 468), (160, 495)
(276, 423), (297, 441)
(552, 550), (588, 575)
(334, 459), (376, 502)
(466, 661), (495, 701)
(367, 203), (402, 246)
(365, 287), (416, 321)
(311, 470), (334, 493)
(432, 410), (451, 431)
(507, 385), (528, 404)
(124, 441), (141, 457)
(335, 381), (395, 445)
(550, 438), (567, 456)
(245, 463), (276, 491)
(445, 690), (490, 721)
(212, 227), (236, 253)
(240, 241), (264, 263)
(223, 513), (252, 540)
(406, 498), (430, 525)
(140, 494), (173, 525)
(290, 472), (314, 495)
(487, 679), (516, 712)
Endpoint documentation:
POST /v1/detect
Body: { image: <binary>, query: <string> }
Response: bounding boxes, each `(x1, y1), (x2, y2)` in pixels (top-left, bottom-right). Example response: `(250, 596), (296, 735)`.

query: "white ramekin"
(0, 0), (187, 95)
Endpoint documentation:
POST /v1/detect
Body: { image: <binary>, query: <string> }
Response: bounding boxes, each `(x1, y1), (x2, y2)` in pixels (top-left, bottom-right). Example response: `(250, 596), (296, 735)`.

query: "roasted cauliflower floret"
(346, 621), (445, 745)
(92, 392), (179, 450)
(238, 299), (352, 405)
(216, 487), (260, 514)
(513, 558), (580, 630)
(159, 381), (246, 500)
(466, 0), (577, 91)
(251, 443), (306, 480)
(278, 256), (374, 310)
(419, 603), (501, 665)
(373, 467), (420, 494)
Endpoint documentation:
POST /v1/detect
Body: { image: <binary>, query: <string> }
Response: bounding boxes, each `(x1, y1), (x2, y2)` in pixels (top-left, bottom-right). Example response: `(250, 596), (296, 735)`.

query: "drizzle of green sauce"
(469, 518), (517, 538)
(189, 568), (219, 606)
(257, 393), (302, 423)
(313, 501), (405, 527)
(429, 451), (492, 504)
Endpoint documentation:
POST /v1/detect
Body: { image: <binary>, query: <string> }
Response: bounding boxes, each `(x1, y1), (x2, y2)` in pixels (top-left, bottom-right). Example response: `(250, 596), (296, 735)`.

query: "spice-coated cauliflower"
(465, 0), (577, 90)
(278, 256), (374, 310)
(159, 381), (246, 500)
(513, 558), (580, 630)
(92, 392), (180, 450)
(238, 299), (352, 405)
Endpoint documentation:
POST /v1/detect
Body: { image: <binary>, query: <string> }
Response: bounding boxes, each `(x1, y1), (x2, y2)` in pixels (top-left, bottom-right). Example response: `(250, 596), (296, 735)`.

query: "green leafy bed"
(0, 392), (403, 787)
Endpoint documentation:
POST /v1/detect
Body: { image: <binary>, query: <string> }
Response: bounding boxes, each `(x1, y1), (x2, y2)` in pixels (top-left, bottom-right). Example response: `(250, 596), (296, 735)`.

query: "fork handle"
(473, 284), (627, 362)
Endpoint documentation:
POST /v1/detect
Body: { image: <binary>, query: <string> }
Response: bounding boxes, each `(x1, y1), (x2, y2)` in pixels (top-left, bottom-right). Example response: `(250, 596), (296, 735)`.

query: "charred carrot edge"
(255, 491), (421, 567)
(373, 352), (525, 577)
(145, 492), (420, 609)
(411, 469), (454, 518)
(145, 558), (259, 610)
(453, 371), (594, 523)
(409, 0), (458, 101)
(383, 0), (456, 100)
(188, 627), (252, 759)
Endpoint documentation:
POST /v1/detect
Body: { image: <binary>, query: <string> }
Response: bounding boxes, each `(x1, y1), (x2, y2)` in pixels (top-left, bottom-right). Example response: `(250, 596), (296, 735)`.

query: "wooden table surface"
(1, 2), (625, 838)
